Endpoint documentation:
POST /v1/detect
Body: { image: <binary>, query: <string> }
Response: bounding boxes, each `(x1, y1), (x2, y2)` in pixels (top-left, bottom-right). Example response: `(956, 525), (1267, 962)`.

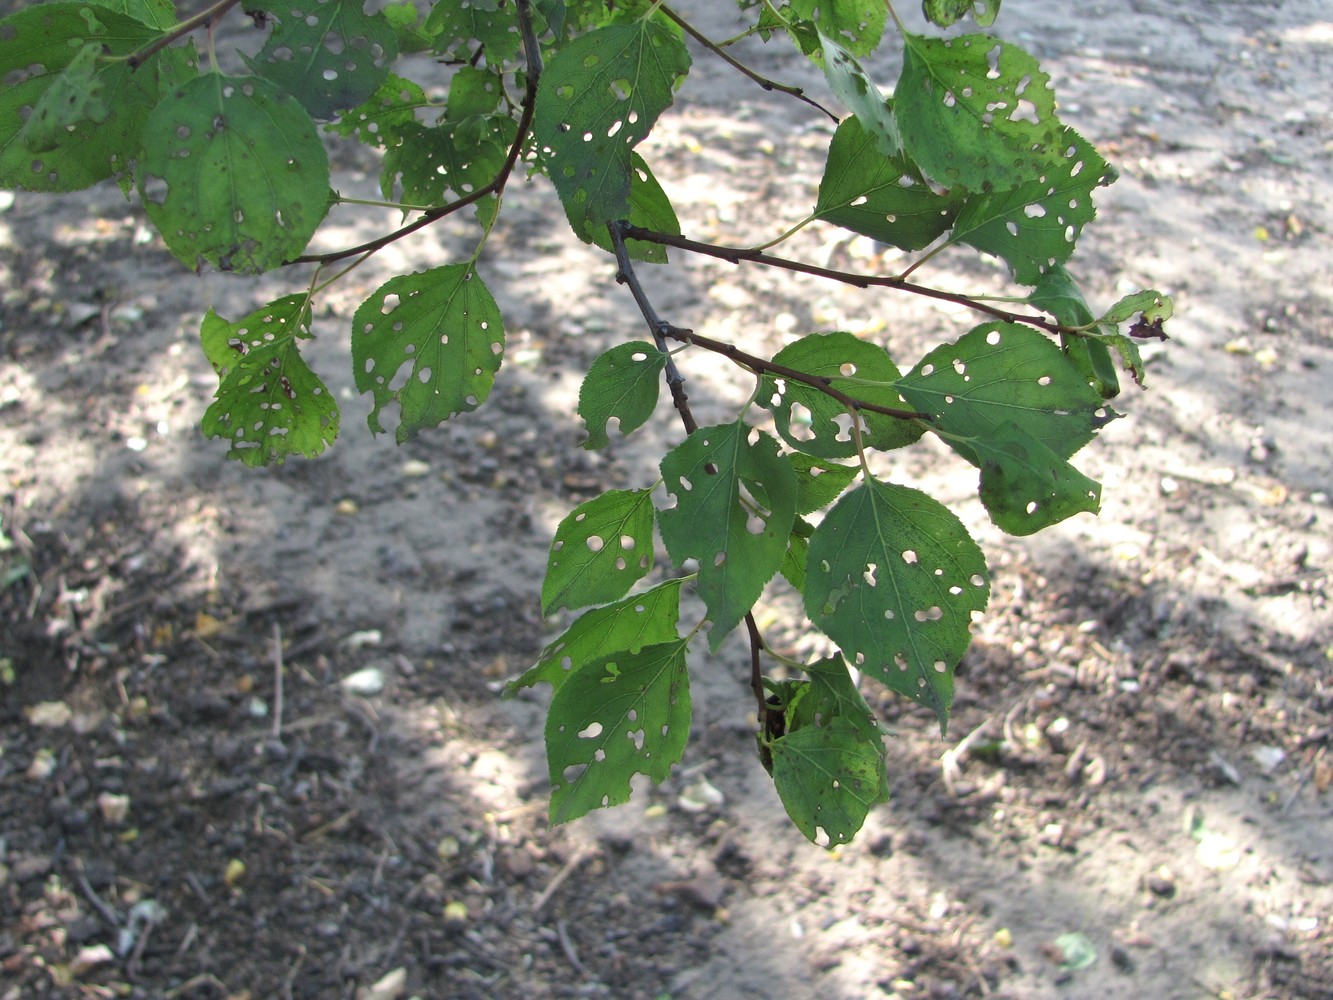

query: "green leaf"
(897, 322), (1110, 464)
(768, 658), (889, 845)
(533, 19), (691, 232)
(577, 340), (666, 449)
(814, 116), (963, 251)
(542, 489), (657, 615)
(351, 263), (505, 442)
(771, 717), (889, 846)
(790, 454), (859, 515)
(0, 3), (194, 192)
(970, 421), (1101, 534)
(138, 73), (330, 273)
(447, 65), (503, 119)
(425, 0), (522, 64)
(658, 422), (798, 649)
(245, 0), (398, 119)
(19, 43), (108, 153)
(804, 479), (989, 731)
(1100, 288), (1173, 327)
(1027, 265), (1121, 397)
(506, 579), (682, 696)
(921, 0), (1000, 28)
(380, 116), (515, 220)
(758, 332), (923, 459)
(381, 1), (434, 54)
(896, 33), (1065, 192)
(791, 0), (885, 56)
(781, 522), (811, 591)
(328, 74), (429, 149)
(580, 153), (681, 263)
(198, 296), (339, 466)
(949, 127), (1114, 284)
(816, 30), (900, 156)
(88, 0), (177, 31)
(546, 640), (691, 824)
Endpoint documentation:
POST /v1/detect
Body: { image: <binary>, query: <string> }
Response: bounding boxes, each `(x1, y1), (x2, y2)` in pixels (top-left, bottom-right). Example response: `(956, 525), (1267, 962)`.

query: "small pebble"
(340, 667), (386, 696)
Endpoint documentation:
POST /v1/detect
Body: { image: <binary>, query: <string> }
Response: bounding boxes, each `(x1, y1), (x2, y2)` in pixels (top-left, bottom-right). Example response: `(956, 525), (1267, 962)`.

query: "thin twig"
(271, 622), (285, 743)
(607, 221), (698, 432)
(126, 0), (243, 70)
(555, 919), (584, 972)
(609, 221), (781, 732)
(532, 846), (595, 915)
(74, 866), (122, 929)
(620, 225), (1078, 335)
(658, 3), (837, 122)
(293, 0), (543, 266)
(657, 324), (929, 421)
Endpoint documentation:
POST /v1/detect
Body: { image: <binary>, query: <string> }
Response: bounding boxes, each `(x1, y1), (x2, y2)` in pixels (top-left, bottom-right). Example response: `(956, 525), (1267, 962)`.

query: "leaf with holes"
(533, 18), (690, 233)
(771, 718), (889, 846)
(380, 116), (516, 221)
(658, 422), (797, 650)
(20, 43), (108, 153)
(950, 127), (1113, 284)
(579, 153), (681, 263)
(578, 340), (666, 449)
(759, 332), (923, 459)
(814, 116), (963, 251)
(805, 479), (989, 732)
(351, 263), (505, 442)
(546, 640), (691, 825)
(896, 322), (1111, 465)
(791, 0), (885, 56)
(506, 579), (682, 696)
(816, 29), (900, 156)
(970, 421), (1101, 534)
(138, 73), (329, 273)
(768, 658), (889, 845)
(543, 489), (657, 615)
(245, 0), (397, 120)
(425, 0), (522, 63)
(328, 74), (428, 149)
(791, 454), (860, 515)
(1100, 288), (1174, 327)
(922, 0), (1000, 28)
(447, 65), (504, 119)
(0, 3), (194, 192)
(198, 296), (339, 467)
(896, 33), (1065, 192)
(1027, 265), (1121, 397)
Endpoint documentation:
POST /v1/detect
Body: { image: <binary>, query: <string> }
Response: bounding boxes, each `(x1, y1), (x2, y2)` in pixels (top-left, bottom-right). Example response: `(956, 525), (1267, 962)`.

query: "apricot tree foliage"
(0, 0), (1171, 844)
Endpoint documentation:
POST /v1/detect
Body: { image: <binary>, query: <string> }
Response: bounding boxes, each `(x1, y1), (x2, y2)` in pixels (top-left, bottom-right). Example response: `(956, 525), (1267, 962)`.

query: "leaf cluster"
(0, 0), (1172, 844)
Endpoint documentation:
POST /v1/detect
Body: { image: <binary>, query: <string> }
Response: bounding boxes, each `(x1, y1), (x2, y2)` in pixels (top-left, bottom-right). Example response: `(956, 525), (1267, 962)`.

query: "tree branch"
(620, 225), (1078, 334)
(659, 325), (929, 421)
(292, 0), (543, 266)
(125, 0), (243, 70)
(607, 220), (771, 727)
(658, 3), (838, 123)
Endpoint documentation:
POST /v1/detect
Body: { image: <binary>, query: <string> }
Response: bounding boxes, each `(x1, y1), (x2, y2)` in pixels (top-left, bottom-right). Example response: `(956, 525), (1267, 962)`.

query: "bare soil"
(2, 1), (1332, 998)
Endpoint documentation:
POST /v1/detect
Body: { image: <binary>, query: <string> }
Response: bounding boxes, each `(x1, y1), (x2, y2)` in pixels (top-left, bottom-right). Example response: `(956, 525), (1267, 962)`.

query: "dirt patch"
(2, 1), (1331, 998)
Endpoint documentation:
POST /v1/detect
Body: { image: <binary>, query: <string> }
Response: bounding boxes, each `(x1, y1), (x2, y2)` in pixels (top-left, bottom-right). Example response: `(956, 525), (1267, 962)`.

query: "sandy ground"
(2, 1), (1331, 997)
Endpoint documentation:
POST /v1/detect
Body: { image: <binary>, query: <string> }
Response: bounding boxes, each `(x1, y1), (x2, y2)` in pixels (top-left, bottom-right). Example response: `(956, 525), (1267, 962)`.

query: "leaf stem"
(292, 0), (543, 266)
(657, 3), (838, 122)
(619, 225), (1080, 335)
(333, 195), (434, 213)
(751, 214), (816, 253)
(124, 0), (243, 70)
